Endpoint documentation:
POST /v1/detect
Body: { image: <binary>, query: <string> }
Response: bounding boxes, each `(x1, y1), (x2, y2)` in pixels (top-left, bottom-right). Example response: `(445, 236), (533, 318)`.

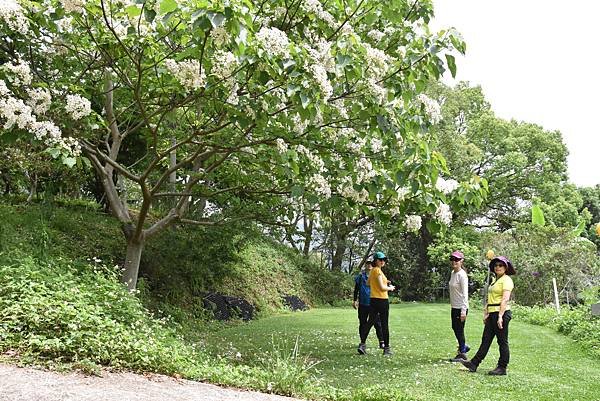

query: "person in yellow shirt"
(357, 251), (395, 356)
(461, 256), (515, 375)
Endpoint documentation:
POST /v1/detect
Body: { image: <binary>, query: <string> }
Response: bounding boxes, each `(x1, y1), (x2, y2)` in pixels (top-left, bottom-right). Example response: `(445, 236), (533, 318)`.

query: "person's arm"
(497, 290), (512, 329)
(460, 272), (469, 321)
(352, 277), (360, 309)
(377, 274), (394, 292)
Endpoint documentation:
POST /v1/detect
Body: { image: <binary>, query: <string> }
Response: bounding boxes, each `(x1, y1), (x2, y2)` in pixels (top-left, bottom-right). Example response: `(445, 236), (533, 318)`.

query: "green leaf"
(207, 12), (225, 28)
(125, 5), (142, 18)
(531, 204), (546, 226)
(445, 54), (456, 78)
(300, 93), (310, 109)
(63, 156), (77, 168)
(572, 220), (586, 236)
(159, 0), (178, 14)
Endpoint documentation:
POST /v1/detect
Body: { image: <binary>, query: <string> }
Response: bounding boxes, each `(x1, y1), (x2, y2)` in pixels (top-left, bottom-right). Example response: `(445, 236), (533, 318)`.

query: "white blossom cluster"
(2, 59), (32, 85)
(226, 82), (239, 105)
(296, 144), (325, 172)
(367, 29), (385, 42)
(26, 88), (52, 115)
(338, 176), (369, 203)
(210, 26), (231, 47)
(370, 137), (384, 153)
(0, 84), (80, 156)
(435, 202), (452, 225)
(364, 43), (390, 76)
(367, 78), (387, 105)
(292, 114), (308, 135)
(61, 0), (85, 13)
(417, 94), (442, 125)
(211, 50), (237, 79)
(309, 64), (332, 100)
(435, 176), (459, 194)
(0, 0), (29, 34)
(308, 173), (331, 198)
(346, 133), (366, 153)
(275, 138), (288, 153)
(301, 0), (336, 27)
(165, 59), (206, 90)
(65, 94), (91, 120)
(405, 215), (422, 232)
(256, 27), (291, 58)
(355, 157), (376, 184)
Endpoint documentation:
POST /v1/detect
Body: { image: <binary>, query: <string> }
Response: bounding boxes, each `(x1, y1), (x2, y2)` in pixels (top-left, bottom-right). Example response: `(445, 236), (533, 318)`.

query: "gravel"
(0, 363), (303, 401)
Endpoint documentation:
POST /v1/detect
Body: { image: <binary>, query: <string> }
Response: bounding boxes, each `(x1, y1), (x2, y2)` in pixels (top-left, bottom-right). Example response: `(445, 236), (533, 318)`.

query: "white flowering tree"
(1, 0), (485, 289)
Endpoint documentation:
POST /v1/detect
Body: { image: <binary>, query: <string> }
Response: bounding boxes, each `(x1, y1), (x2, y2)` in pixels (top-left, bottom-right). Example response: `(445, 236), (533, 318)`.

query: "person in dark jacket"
(353, 260), (384, 352)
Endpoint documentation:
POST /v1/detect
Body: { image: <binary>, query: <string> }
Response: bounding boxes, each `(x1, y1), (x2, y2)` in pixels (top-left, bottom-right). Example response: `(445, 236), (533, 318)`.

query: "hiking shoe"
(379, 341), (385, 349)
(460, 360), (477, 372)
(357, 343), (366, 355)
(488, 366), (507, 376)
(450, 352), (468, 362)
(383, 346), (392, 356)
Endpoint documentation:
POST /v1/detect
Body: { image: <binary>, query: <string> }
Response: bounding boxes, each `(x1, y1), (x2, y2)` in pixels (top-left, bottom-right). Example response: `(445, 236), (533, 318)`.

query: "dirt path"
(0, 364), (303, 401)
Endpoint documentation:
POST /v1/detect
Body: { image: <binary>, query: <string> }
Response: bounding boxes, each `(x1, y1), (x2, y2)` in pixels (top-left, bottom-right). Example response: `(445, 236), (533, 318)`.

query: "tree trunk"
(302, 217), (313, 256)
(122, 238), (144, 291)
(331, 237), (347, 271)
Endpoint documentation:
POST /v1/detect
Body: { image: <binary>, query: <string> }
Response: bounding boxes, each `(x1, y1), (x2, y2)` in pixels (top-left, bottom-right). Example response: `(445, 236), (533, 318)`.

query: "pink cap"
(451, 251), (464, 260)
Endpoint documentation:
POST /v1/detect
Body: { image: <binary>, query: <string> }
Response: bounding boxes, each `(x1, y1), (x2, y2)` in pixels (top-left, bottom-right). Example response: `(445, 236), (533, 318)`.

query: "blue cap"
(374, 251), (387, 260)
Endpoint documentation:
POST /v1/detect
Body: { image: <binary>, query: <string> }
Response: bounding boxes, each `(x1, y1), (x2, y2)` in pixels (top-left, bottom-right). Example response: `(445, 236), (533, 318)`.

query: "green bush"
(0, 255), (201, 373)
(515, 304), (600, 357)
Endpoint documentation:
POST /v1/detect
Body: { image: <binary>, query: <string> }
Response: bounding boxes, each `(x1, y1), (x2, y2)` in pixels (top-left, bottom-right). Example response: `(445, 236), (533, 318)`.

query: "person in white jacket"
(448, 250), (470, 361)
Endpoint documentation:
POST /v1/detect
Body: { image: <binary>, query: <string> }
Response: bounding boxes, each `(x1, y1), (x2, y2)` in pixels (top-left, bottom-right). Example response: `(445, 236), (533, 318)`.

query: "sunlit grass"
(201, 303), (600, 401)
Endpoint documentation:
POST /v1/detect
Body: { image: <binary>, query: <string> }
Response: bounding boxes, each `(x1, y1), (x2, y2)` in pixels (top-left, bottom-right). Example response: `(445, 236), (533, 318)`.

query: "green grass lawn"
(201, 303), (600, 401)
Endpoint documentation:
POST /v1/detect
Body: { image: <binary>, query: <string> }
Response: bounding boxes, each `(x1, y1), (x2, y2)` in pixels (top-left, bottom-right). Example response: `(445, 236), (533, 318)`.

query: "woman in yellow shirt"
(357, 251), (395, 356)
(461, 256), (515, 375)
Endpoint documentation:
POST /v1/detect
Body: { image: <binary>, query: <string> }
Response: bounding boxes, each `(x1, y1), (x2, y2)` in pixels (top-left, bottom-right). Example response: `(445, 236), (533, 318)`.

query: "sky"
(430, 0), (600, 187)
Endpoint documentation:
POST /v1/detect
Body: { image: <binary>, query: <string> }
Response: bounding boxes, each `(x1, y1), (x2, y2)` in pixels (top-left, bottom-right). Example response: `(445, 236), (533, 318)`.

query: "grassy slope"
(0, 202), (351, 315)
(201, 303), (600, 401)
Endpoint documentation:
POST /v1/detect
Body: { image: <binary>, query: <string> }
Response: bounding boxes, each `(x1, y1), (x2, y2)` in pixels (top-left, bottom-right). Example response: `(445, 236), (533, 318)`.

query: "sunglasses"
(450, 257), (463, 262)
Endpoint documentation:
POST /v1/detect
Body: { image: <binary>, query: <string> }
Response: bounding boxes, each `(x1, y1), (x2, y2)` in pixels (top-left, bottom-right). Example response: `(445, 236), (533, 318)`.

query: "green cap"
(374, 251), (387, 260)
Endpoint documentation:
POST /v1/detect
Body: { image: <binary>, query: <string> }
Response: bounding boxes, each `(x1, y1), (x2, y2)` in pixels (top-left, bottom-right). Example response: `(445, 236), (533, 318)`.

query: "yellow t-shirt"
(368, 267), (388, 299)
(487, 274), (514, 313)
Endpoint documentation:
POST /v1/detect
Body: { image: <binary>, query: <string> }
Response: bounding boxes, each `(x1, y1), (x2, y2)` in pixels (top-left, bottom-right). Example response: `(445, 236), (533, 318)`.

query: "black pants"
(360, 298), (389, 347)
(451, 308), (468, 352)
(358, 304), (383, 344)
(471, 310), (512, 368)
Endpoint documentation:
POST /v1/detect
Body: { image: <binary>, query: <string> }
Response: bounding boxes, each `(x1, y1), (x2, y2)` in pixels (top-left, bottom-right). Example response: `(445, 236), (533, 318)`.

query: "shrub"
(0, 255), (202, 373)
(515, 304), (600, 357)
